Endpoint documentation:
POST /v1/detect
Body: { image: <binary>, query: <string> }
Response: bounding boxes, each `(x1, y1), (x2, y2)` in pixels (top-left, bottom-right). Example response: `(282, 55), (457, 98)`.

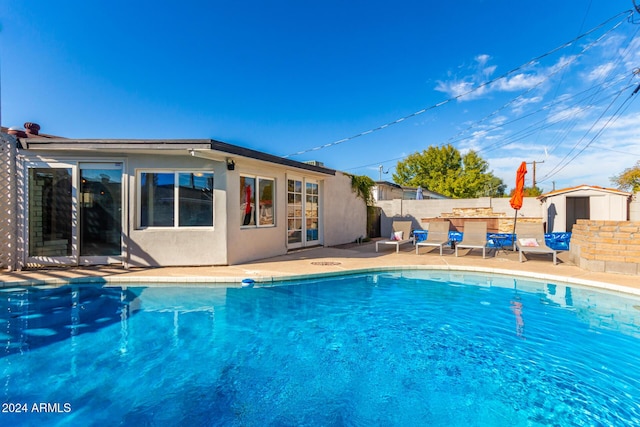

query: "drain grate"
(310, 261), (342, 266)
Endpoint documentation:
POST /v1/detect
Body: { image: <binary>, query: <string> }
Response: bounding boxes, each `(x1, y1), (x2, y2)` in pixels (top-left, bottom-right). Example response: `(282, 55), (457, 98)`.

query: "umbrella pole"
(511, 210), (518, 251)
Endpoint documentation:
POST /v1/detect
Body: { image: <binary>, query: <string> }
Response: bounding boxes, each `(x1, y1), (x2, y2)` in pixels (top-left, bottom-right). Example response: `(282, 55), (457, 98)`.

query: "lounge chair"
(455, 221), (488, 258)
(416, 221), (450, 255)
(515, 222), (557, 265)
(376, 220), (414, 253)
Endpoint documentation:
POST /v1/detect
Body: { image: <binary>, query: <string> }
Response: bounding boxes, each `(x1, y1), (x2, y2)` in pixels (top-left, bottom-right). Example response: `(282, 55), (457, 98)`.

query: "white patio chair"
(376, 220), (414, 253)
(416, 221), (450, 256)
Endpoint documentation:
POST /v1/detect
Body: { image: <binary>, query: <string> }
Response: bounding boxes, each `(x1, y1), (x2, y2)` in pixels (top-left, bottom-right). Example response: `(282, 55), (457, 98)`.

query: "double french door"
(287, 177), (320, 249)
(25, 161), (123, 266)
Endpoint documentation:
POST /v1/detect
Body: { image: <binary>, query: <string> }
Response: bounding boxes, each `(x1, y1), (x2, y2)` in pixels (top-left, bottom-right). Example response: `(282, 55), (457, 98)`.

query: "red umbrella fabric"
(509, 161), (527, 249)
(509, 162), (527, 211)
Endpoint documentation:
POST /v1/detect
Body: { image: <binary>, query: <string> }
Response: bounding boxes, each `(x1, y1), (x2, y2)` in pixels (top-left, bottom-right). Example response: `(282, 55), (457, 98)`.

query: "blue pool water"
(2, 271), (640, 426)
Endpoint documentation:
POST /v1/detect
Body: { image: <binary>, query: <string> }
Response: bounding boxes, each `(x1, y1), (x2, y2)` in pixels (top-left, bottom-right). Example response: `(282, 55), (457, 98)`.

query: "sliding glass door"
(26, 161), (123, 266)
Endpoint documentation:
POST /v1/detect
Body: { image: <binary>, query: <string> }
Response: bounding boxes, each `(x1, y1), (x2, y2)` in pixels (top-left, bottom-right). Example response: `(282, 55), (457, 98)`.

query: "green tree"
(611, 161), (640, 192)
(393, 144), (505, 198)
(509, 186), (542, 197)
(485, 175), (507, 197)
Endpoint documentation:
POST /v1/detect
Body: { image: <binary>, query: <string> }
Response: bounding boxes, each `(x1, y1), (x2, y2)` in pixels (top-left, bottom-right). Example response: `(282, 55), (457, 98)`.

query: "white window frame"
(240, 174), (276, 228)
(137, 169), (214, 229)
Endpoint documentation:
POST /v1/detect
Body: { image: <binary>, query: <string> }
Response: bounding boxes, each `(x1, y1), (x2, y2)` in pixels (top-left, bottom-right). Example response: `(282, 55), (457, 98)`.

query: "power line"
(478, 80), (636, 155)
(538, 75), (639, 182)
(282, 10), (633, 159)
(345, 74), (633, 173)
(343, 78), (636, 174)
(343, 156), (404, 172)
(596, 145), (640, 157)
(541, 23), (640, 157)
(458, 17), (636, 157)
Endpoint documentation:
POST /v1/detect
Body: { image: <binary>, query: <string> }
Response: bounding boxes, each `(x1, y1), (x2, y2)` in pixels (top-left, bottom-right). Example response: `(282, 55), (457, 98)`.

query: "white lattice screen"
(0, 134), (19, 270)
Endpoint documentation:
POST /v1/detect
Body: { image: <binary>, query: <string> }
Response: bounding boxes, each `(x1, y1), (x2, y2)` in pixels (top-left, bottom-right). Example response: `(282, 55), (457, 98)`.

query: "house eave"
(19, 138), (336, 176)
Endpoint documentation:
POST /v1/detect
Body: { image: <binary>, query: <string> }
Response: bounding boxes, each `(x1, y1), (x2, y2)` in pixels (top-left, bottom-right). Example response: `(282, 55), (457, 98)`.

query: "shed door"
(566, 197), (589, 232)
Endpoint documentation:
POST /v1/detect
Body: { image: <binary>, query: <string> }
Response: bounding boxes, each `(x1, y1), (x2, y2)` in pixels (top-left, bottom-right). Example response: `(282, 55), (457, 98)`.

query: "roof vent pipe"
(24, 122), (40, 135)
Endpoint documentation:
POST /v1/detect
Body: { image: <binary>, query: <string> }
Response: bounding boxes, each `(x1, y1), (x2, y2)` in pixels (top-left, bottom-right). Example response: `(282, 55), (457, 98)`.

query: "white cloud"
(488, 110), (640, 191)
(434, 79), (488, 100)
(493, 73), (545, 92)
(434, 53), (497, 101)
(536, 149), (629, 190)
(621, 36), (640, 70)
(585, 62), (616, 82)
(547, 55), (577, 74)
(489, 115), (508, 126)
(434, 52), (570, 102)
(510, 95), (543, 114)
(431, 31), (640, 190)
(546, 106), (588, 124)
(475, 55), (497, 78)
(475, 54), (491, 67)
(586, 112), (640, 144)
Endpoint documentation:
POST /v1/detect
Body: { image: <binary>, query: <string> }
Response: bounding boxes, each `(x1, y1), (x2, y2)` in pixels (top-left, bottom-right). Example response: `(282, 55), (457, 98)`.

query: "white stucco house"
(0, 123), (366, 269)
(538, 185), (631, 233)
(372, 181), (448, 201)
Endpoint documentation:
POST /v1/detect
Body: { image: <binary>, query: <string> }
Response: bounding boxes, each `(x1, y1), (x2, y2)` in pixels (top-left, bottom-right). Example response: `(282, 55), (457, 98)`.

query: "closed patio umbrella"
(509, 162), (527, 248)
(416, 186), (424, 200)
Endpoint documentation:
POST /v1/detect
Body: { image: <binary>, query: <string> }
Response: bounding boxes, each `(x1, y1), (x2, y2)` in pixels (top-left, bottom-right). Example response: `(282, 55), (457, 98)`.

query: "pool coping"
(3, 264), (639, 298)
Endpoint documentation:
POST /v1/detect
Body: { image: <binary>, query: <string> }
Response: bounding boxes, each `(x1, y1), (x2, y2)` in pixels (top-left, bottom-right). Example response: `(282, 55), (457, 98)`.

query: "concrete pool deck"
(1, 240), (639, 295)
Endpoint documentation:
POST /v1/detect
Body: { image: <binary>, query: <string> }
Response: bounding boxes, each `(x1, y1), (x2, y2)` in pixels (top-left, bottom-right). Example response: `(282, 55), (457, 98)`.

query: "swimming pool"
(2, 270), (640, 426)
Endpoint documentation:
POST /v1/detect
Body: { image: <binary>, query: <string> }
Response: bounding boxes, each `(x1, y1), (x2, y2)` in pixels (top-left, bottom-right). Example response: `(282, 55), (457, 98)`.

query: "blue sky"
(2, 1), (640, 192)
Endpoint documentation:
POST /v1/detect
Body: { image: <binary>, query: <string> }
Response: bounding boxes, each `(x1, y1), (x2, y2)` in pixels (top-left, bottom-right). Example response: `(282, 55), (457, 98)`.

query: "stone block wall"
(438, 207), (541, 233)
(448, 207), (501, 217)
(569, 219), (640, 275)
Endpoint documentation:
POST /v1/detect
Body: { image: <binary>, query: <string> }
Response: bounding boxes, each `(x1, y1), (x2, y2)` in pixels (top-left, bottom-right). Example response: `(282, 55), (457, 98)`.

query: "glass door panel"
(79, 164), (123, 261)
(28, 167), (73, 260)
(306, 182), (319, 244)
(287, 179), (303, 246)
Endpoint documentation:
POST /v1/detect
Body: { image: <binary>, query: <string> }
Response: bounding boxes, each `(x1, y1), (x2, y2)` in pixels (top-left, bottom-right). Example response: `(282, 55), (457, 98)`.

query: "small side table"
(489, 234), (509, 255)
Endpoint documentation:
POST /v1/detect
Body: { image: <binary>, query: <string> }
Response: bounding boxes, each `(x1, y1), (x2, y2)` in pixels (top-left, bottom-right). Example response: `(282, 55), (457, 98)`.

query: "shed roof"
(538, 184), (631, 201)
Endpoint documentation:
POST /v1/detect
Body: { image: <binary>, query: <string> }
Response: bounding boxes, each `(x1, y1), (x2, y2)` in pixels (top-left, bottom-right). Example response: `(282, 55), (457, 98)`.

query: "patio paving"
(1, 240), (639, 295)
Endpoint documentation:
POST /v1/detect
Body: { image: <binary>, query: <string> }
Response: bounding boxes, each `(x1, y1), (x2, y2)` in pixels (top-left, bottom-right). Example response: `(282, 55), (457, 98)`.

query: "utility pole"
(526, 160), (544, 188)
(378, 165), (388, 181)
